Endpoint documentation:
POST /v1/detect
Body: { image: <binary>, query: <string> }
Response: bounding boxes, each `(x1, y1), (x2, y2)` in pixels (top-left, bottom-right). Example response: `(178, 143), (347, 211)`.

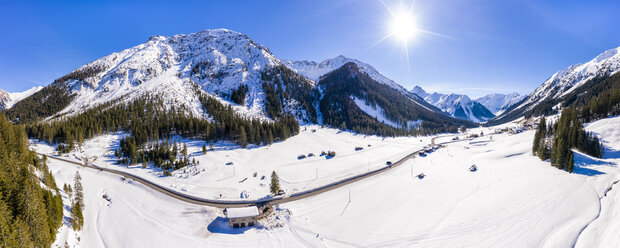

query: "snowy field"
(41, 116), (620, 247)
(34, 125), (430, 200)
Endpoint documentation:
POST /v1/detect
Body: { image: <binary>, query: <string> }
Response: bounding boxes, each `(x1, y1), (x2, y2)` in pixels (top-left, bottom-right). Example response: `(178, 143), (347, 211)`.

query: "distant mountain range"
(475, 93), (525, 116)
(410, 86), (523, 123)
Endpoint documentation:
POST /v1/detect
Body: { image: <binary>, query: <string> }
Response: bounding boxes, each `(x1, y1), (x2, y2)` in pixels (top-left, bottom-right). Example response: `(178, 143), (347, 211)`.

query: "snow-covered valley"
(39, 116), (620, 247)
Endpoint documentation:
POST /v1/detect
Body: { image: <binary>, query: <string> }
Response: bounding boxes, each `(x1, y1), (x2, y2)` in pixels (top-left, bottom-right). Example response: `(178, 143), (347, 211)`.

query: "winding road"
(39, 135), (458, 208)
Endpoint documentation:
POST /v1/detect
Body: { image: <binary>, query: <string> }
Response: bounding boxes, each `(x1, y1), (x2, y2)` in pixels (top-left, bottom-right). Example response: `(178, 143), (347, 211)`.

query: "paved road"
(39, 135), (458, 208)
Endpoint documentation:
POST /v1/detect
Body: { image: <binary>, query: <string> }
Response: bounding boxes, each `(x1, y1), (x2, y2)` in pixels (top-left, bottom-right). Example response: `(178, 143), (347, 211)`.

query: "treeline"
(27, 93), (299, 173)
(0, 115), (63, 247)
(319, 62), (471, 136)
(261, 65), (320, 123)
(532, 107), (603, 173)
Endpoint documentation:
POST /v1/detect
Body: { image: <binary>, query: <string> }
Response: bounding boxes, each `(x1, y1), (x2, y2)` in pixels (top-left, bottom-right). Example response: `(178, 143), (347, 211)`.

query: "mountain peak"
(475, 92), (525, 115)
(284, 56), (407, 92)
(411, 85), (428, 97)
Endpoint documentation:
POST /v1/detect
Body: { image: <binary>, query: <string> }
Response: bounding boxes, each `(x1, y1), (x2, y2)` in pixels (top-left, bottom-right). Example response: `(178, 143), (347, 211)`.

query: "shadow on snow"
(572, 151), (615, 176)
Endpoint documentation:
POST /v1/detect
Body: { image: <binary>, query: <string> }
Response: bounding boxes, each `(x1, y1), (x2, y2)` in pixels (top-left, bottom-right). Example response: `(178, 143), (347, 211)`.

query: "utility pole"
(348, 189), (351, 203)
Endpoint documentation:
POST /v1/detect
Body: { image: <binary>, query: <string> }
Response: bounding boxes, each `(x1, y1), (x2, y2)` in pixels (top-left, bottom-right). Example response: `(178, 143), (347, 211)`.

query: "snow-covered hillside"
(411, 86), (494, 122)
(503, 46), (620, 118)
(283, 55), (408, 92)
(0, 86), (43, 110)
(476, 92), (525, 115)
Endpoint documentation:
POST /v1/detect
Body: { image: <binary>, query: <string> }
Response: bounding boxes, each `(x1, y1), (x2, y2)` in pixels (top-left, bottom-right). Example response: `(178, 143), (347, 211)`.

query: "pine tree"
(239, 128), (248, 148)
(270, 171), (280, 195)
(537, 137), (549, 160)
(0, 200), (19, 248)
(202, 144), (207, 154)
(532, 117), (546, 155)
(71, 171), (84, 230)
(74, 172), (83, 206)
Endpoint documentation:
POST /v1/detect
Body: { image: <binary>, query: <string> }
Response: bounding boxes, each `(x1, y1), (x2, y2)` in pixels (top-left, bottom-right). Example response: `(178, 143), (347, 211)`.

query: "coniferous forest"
(0, 115), (63, 247)
(26, 91), (299, 173)
(532, 107), (604, 173)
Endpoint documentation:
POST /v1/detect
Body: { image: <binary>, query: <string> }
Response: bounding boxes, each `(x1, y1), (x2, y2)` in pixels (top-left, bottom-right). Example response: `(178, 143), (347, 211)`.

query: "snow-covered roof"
(226, 206), (259, 219)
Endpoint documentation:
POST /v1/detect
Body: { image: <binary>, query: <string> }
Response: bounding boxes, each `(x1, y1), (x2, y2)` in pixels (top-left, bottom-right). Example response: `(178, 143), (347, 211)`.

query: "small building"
(226, 206), (259, 228)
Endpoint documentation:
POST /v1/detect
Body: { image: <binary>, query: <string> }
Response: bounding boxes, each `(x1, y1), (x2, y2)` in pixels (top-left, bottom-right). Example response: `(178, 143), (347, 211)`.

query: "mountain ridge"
(492, 46), (620, 124)
(410, 86), (495, 123)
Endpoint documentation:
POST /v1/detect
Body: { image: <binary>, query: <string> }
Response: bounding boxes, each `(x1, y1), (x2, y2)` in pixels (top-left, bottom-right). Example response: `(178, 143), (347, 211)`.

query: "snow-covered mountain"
(410, 86), (494, 123)
(283, 56), (408, 92)
(493, 46), (620, 123)
(475, 93), (525, 115)
(0, 86), (43, 110)
(22, 29), (300, 121)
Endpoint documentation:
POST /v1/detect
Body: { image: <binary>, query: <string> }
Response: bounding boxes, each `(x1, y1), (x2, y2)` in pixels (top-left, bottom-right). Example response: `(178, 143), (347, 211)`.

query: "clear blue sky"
(0, 0), (618, 98)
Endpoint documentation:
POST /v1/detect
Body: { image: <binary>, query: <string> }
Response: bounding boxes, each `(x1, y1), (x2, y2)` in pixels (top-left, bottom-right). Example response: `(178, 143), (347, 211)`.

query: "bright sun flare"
(390, 11), (418, 42)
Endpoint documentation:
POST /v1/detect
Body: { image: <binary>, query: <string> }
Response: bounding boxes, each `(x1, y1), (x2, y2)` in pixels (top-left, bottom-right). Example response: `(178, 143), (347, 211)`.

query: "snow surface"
(574, 116), (620, 247)
(37, 115), (620, 247)
(226, 206), (259, 218)
(35, 126), (429, 200)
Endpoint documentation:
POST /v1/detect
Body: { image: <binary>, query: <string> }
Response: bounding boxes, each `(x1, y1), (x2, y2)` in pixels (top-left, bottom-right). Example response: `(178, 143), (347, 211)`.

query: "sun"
(390, 11), (418, 43)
